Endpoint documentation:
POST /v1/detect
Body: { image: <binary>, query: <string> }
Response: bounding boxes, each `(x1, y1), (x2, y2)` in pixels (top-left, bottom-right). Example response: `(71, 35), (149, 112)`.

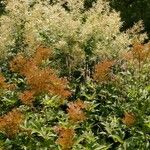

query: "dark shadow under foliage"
(0, 0), (5, 15)
(109, 0), (150, 37)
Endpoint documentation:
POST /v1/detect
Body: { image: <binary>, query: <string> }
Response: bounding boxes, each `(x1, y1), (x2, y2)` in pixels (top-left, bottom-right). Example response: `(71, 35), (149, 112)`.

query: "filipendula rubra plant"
(0, 0), (149, 149)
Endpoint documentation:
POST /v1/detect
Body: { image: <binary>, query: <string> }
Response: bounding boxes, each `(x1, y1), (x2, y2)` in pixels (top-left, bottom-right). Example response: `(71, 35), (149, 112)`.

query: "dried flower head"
(0, 108), (24, 137)
(132, 43), (150, 62)
(121, 51), (133, 61)
(67, 99), (86, 123)
(0, 74), (8, 89)
(19, 90), (35, 106)
(9, 53), (27, 73)
(0, 74), (15, 91)
(7, 83), (16, 91)
(121, 42), (150, 63)
(10, 48), (71, 100)
(34, 45), (53, 65)
(24, 67), (71, 98)
(55, 126), (75, 150)
(93, 60), (114, 82)
(122, 112), (136, 127)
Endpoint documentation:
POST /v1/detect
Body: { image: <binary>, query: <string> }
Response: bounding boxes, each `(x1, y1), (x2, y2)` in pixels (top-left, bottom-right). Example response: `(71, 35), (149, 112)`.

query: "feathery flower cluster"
(54, 126), (75, 150)
(122, 112), (136, 127)
(10, 46), (71, 105)
(19, 91), (35, 106)
(132, 43), (150, 62)
(93, 60), (114, 82)
(122, 42), (150, 63)
(0, 74), (8, 90)
(9, 53), (28, 74)
(25, 67), (71, 98)
(0, 108), (24, 137)
(67, 99), (86, 123)
(34, 45), (53, 65)
(0, 74), (15, 91)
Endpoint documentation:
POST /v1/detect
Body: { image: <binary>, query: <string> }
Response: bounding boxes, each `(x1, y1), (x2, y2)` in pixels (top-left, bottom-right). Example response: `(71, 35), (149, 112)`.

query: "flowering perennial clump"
(0, 0), (149, 149)
(0, 108), (24, 137)
(67, 99), (86, 123)
(10, 47), (71, 105)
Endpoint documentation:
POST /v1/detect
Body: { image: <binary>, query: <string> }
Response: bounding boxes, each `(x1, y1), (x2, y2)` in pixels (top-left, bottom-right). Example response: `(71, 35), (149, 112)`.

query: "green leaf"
(109, 135), (124, 144)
